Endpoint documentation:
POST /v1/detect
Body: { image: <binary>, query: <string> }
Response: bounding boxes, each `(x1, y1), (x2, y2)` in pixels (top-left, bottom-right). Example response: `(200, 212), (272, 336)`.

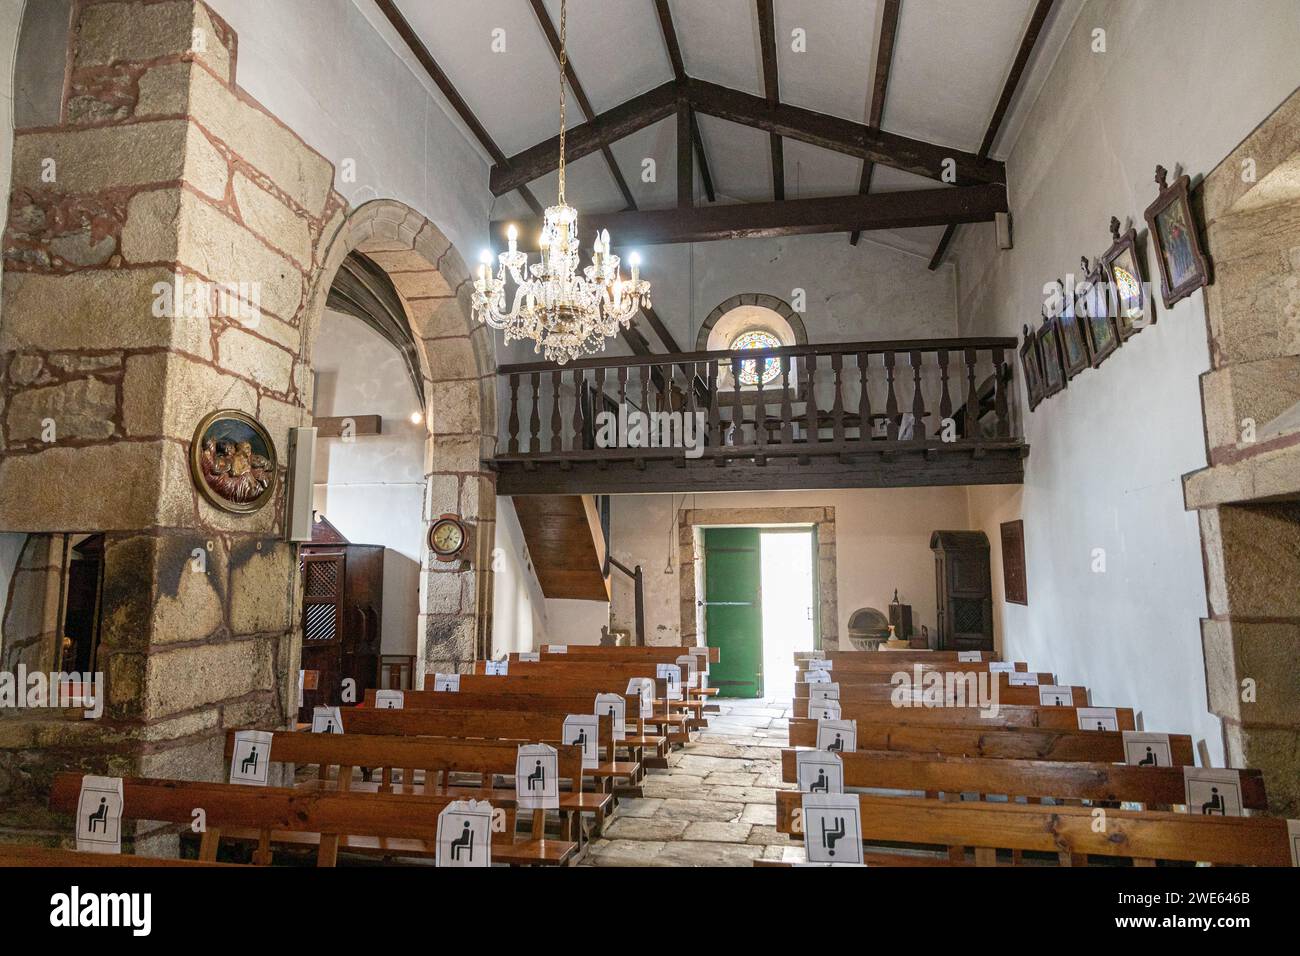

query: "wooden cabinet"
(298, 516), (383, 721)
(930, 531), (993, 652)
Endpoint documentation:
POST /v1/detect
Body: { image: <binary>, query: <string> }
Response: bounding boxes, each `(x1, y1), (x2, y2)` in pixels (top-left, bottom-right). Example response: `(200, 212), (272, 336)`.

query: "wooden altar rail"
(495, 337), (1018, 464)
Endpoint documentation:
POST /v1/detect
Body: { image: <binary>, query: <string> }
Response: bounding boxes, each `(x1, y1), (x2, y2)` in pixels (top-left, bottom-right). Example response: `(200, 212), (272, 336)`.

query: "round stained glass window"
(730, 329), (782, 386)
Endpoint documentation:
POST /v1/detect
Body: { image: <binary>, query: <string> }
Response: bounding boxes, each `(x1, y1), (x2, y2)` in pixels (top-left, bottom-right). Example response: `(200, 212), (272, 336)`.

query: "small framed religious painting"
(1100, 216), (1153, 340)
(1049, 276), (1091, 379)
(1077, 255), (1120, 368)
(190, 410), (277, 514)
(1019, 324), (1045, 412)
(1143, 165), (1211, 309)
(1037, 311), (1067, 399)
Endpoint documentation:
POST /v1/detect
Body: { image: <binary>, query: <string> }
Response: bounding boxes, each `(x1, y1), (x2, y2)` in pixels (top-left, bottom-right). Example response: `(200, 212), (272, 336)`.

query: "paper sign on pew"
(311, 706), (344, 734)
(436, 799), (494, 868)
(549, 645), (568, 654)
(688, 645), (711, 674)
(1123, 731), (1173, 767)
(594, 693), (627, 740)
(1008, 671), (1039, 686)
(815, 718), (856, 753)
(229, 730), (273, 786)
(1077, 707), (1119, 732)
(519, 652), (540, 662)
(801, 792), (864, 866)
(1183, 768), (1245, 817)
(675, 654), (698, 686)
(515, 743), (560, 810)
(433, 673), (460, 692)
(563, 715), (600, 769)
(374, 689), (404, 709)
(796, 749), (844, 794)
(656, 663), (683, 701)
(484, 660), (509, 676)
(808, 699), (841, 721)
(809, 682), (840, 702)
(1038, 685), (1073, 706)
(626, 678), (654, 718)
(958, 651), (981, 662)
(988, 661), (1015, 674)
(76, 775), (123, 854)
(805, 657), (831, 671)
(804, 669), (832, 684)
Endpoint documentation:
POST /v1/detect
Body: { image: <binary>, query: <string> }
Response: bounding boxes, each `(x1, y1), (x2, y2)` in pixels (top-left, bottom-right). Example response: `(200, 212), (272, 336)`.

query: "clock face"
(430, 518), (465, 556)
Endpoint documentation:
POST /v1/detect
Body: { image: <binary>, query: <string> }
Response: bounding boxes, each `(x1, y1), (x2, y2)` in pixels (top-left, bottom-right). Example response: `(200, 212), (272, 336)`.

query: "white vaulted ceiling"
(390, 0), (1082, 256)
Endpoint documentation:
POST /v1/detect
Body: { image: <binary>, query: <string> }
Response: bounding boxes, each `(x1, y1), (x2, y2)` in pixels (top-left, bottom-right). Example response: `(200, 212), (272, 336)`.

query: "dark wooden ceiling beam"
(488, 81), (678, 196)
(653, 0), (715, 203)
(527, 0), (637, 211)
(755, 0), (784, 200)
(684, 78), (1005, 185)
(493, 182), (1006, 247)
(850, 0), (901, 246)
(373, 0), (542, 216)
(677, 94), (693, 208)
(928, 0), (1055, 270)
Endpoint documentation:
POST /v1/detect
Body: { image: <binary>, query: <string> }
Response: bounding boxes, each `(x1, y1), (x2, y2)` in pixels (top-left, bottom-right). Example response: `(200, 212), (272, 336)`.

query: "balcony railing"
(495, 337), (1020, 469)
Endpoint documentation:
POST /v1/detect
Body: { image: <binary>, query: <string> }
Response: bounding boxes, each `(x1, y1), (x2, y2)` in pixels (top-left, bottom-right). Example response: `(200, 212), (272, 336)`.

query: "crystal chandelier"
(472, 0), (650, 365)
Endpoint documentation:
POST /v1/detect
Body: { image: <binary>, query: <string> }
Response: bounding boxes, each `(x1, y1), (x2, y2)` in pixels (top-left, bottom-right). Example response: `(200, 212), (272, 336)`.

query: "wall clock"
(428, 513), (469, 562)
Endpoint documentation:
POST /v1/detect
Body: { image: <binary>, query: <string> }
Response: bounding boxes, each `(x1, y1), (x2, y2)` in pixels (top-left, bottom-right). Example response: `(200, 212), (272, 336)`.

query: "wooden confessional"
(298, 515), (383, 721)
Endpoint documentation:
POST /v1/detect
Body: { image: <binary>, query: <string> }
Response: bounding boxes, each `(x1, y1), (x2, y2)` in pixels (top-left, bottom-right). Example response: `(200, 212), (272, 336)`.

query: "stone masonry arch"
(695, 293), (808, 351)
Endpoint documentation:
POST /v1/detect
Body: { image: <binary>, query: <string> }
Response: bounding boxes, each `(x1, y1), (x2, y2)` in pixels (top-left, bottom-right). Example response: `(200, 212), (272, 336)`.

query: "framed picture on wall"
(1078, 255), (1120, 367)
(1144, 165), (1211, 309)
(1037, 311), (1067, 398)
(1019, 324), (1045, 412)
(1000, 520), (1028, 606)
(1100, 216), (1154, 339)
(1051, 276), (1092, 379)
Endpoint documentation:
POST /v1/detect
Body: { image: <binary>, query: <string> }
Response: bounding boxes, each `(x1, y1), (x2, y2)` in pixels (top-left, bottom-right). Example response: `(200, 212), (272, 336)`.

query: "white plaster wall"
(951, 0), (1300, 765)
(609, 488), (972, 647)
(310, 309), (425, 656)
(543, 598), (610, 647)
(490, 497), (548, 654)
(205, 0), (493, 265)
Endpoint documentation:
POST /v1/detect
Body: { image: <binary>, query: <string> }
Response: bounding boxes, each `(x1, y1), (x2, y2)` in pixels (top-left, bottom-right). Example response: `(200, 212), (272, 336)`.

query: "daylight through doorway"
(760, 530), (815, 700)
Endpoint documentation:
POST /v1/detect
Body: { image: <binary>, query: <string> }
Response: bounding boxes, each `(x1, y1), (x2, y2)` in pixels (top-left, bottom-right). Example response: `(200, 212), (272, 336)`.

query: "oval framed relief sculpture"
(190, 409), (278, 514)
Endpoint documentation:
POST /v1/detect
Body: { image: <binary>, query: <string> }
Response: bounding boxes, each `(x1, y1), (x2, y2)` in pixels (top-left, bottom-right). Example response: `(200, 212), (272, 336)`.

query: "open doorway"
(760, 529), (816, 700)
(702, 525), (816, 700)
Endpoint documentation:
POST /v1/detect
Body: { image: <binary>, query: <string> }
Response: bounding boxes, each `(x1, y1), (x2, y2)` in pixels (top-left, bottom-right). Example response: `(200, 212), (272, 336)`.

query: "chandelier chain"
(557, 0), (567, 204)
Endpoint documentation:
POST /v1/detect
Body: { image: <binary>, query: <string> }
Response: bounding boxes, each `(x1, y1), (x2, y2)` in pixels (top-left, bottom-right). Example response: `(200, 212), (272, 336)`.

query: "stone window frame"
(677, 506), (839, 653)
(695, 293), (808, 352)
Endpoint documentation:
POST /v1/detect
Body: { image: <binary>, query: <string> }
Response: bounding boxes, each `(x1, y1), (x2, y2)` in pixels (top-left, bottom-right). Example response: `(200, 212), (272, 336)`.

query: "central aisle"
(580, 700), (801, 866)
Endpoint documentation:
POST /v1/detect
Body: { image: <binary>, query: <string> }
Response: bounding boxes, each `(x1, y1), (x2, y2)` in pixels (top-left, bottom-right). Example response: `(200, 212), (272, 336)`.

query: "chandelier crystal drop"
(472, 0), (650, 365)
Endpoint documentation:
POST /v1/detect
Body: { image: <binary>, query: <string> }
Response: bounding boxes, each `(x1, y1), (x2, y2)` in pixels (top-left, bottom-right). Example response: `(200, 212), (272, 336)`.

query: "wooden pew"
(347, 704), (644, 788)
(778, 749), (1269, 809)
(793, 679), (1087, 708)
(49, 773), (577, 867)
(795, 650), (996, 664)
(469, 664), (707, 724)
(223, 729), (612, 842)
(773, 792), (1293, 866)
(536, 644), (720, 663)
(787, 719), (1196, 765)
(796, 661), (1032, 680)
(0, 845), (241, 867)
(791, 700), (1136, 731)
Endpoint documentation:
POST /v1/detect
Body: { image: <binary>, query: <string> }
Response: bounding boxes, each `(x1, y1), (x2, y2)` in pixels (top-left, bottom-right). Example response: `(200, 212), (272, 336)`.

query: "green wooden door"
(703, 527), (763, 698)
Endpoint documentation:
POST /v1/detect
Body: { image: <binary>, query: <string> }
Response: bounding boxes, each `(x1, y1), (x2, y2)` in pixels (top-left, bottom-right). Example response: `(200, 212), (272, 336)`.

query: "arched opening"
(701, 298), (806, 391)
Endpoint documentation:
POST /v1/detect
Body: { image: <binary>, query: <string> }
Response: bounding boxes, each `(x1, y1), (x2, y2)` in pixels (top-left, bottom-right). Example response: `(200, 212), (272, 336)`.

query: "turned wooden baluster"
(938, 349), (953, 437)
(507, 373), (521, 454)
(550, 369), (563, 453)
(571, 367), (585, 450)
(754, 355), (768, 451)
(593, 366), (606, 446)
(803, 354), (818, 448)
(857, 351), (872, 443)
(910, 350), (927, 441)
(616, 366), (628, 445)
(991, 347), (1010, 437)
(528, 372), (541, 453)
(964, 348), (980, 439)
(831, 353), (845, 444)
(731, 356), (744, 446)
(708, 359), (721, 450)
(780, 356), (794, 446)
(884, 351), (899, 441)
(640, 364), (651, 420)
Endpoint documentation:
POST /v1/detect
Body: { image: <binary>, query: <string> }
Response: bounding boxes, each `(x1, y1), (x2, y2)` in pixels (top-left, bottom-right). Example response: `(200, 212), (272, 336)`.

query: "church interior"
(0, 0), (1298, 907)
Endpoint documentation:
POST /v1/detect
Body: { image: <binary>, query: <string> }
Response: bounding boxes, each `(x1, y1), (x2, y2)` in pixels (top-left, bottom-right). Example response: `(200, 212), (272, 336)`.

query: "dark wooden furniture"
(299, 515), (383, 722)
(1000, 519), (1028, 605)
(930, 530), (993, 652)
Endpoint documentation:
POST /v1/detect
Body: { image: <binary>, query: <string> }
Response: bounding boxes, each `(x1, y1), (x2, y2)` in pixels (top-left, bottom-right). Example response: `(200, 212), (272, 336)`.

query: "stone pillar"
(1184, 88), (1300, 815)
(0, 0), (336, 830)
